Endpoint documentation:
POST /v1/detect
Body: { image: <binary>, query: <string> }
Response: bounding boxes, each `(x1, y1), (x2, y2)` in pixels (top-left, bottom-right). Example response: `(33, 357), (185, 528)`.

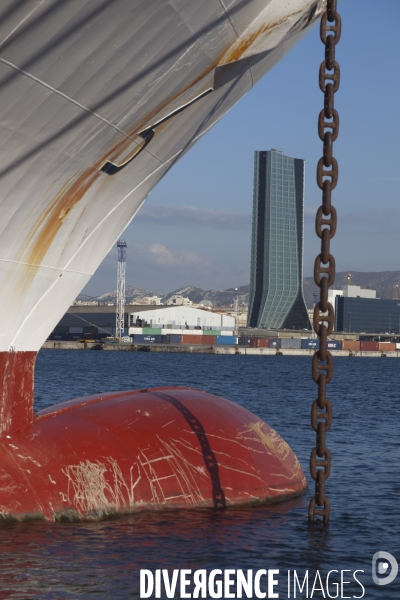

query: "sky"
(83, 0), (400, 297)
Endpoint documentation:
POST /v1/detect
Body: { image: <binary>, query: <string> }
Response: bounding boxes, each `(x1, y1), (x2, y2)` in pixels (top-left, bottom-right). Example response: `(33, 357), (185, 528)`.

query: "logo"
(372, 552), (398, 586)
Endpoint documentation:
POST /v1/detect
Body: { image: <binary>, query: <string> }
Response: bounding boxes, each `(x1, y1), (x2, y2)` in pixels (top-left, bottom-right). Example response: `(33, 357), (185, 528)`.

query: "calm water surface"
(0, 351), (399, 599)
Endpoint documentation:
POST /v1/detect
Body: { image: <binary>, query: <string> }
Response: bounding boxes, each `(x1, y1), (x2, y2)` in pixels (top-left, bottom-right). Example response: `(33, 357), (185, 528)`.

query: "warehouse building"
(49, 304), (235, 340)
(128, 305), (235, 333)
(49, 305), (128, 339)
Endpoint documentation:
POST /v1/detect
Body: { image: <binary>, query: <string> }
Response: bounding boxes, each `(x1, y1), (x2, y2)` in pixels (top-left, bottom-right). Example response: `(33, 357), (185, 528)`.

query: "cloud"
(339, 210), (400, 223)
(304, 207), (400, 223)
(138, 205), (400, 228)
(368, 177), (400, 182)
(136, 205), (251, 229)
(134, 243), (207, 268)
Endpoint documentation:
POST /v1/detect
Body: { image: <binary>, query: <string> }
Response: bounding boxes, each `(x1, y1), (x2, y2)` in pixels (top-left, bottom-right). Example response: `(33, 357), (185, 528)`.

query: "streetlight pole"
(234, 287), (239, 337)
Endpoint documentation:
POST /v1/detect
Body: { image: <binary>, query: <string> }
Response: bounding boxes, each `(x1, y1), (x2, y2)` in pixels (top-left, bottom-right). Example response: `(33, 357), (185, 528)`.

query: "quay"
(41, 341), (400, 358)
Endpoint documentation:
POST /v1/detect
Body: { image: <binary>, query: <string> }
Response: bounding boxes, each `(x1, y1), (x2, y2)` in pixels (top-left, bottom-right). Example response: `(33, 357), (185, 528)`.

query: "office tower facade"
(248, 150), (310, 330)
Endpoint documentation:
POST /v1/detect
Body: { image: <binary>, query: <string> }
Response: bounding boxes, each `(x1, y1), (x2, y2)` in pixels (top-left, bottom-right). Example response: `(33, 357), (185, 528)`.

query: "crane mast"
(116, 240), (127, 339)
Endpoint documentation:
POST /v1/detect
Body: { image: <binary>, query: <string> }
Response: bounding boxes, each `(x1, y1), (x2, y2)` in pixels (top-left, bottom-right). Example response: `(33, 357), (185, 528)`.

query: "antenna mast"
(116, 240), (127, 338)
(234, 287), (239, 336)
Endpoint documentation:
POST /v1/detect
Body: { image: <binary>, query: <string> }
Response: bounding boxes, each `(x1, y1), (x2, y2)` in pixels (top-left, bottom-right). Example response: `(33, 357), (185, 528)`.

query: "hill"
(78, 271), (400, 309)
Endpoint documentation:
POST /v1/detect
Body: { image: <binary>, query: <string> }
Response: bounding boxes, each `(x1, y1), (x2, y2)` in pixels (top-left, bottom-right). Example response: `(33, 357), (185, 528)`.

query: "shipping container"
(360, 341), (379, 351)
(201, 335), (217, 345)
(69, 326), (83, 334)
(84, 332), (99, 340)
(216, 336), (237, 345)
(162, 334), (182, 344)
(267, 338), (280, 349)
(181, 335), (203, 345)
(48, 333), (67, 340)
(237, 337), (251, 346)
(54, 326), (69, 334)
(301, 338), (320, 350)
(142, 328), (162, 335)
(133, 334), (163, 344)
(342, 340), (360, 351)
(378, 342), (396, 351)
(203, 330), (221, 336)
(396, 343), (400, 350)
(326, 340), (342, 350)
(280, 338), (301, 349)
(83, 326), (97, 334)
(66, 333), (82, 340)
(250, 338), (269, 348)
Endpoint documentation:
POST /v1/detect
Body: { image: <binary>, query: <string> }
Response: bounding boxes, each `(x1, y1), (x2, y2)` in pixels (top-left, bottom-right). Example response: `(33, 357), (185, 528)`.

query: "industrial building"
(343, 284), (376, 299)
(128, 305), (234, 333)
(49, 305), (128, 339)
(48, 304), (235, 340)
(247, 150), (310, 330)
(335, 297), (400, 334)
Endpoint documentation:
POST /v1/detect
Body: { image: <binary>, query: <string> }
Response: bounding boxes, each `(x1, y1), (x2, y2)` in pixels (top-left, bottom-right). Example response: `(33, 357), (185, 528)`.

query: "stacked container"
(69, 327), (83, 334)
(181, 335), (203, 345)
(249, 338), (269, 348)
(201, 335), (217, 345)
(326, 340), (342, 350)
(342, 340), (360, 351)
(54, 326), (69, 334)
(268, 338), (280, 349)
(216, 336), (237, 345)
(66, 333), (82, 341)
(133, 334), (163, 344)
(280, 338), (301, 349)
(48, 333), (67, 340)
(142, 328), (162, 335)
(378, 342), (396, 351)
(360, 341), (379, 351)
(301, 339), (320, 350)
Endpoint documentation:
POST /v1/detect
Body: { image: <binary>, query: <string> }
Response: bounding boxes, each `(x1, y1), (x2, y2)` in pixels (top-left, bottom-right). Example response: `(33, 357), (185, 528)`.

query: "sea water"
(0, 350), (398, 599)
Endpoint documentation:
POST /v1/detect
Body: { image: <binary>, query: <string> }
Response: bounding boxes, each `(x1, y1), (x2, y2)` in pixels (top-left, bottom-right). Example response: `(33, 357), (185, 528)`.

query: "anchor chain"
(309, 0), (341, 524)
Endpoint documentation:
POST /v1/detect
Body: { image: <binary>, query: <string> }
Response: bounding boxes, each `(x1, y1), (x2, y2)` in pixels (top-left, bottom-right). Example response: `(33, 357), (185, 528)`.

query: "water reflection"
(0, 499), (307, 598)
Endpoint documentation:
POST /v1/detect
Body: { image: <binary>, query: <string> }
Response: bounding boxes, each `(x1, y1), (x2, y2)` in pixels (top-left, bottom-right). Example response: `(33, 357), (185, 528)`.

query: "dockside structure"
(48, 304), (235, 340)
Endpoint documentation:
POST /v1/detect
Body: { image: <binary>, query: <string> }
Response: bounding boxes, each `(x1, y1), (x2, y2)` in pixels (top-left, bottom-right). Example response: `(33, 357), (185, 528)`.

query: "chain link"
(309, 0), (341, 524)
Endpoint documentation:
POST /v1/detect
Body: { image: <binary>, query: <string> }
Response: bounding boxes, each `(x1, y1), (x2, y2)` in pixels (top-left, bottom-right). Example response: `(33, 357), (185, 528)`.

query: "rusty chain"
(309, 0), (341, 524)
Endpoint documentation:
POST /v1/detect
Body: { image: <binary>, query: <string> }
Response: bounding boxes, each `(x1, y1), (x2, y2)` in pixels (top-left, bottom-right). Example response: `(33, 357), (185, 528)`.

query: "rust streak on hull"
(219, 9), (304, 65)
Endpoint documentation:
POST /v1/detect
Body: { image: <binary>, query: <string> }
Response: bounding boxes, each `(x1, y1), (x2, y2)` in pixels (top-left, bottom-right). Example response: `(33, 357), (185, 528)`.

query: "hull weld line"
(0, 58), (135, 140)
(0, 258), (92, 276)
(0, 1), (46, 48)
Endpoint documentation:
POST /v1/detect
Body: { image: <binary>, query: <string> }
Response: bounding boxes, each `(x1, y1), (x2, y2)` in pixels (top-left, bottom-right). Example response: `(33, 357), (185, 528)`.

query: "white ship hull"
(0, 0), (324, 355)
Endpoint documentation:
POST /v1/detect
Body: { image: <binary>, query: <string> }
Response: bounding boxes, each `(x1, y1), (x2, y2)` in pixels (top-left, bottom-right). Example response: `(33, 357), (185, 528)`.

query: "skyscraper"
(247, 150), (310, 330)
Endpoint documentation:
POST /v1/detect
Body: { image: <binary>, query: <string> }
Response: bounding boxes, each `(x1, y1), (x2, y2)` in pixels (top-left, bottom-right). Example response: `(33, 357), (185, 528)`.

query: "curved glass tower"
(247, 150), (310, 330)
